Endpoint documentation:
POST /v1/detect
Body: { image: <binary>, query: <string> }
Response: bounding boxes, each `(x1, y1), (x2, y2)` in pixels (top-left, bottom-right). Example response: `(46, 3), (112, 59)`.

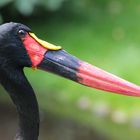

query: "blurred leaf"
(47, 0), (65, 10)
(15, 0), (38, 16)
(41, 0), (65, 11)
(0, 0), (12, 7)
(0, 14), (3, 23)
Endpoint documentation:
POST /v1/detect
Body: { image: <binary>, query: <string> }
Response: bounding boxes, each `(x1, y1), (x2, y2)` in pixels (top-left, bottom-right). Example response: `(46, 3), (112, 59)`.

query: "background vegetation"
(1, 0), (140, 140)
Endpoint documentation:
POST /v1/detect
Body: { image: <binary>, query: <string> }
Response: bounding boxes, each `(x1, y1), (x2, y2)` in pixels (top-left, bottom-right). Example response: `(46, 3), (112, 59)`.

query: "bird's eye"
(18, 30), (26, 38)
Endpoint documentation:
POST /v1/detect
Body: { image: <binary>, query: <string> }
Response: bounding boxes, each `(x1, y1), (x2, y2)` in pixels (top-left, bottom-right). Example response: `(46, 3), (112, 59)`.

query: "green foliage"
(0, 0), (108, 17)
(15, 0), (39, 16)
(40, 0), (66, 11)
(0, 0), (12, 7)
(0, 0), (66, 16)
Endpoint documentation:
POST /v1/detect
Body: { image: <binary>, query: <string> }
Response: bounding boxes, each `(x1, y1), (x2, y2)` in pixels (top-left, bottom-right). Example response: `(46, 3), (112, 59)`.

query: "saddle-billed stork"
(0, 22), (140, 140)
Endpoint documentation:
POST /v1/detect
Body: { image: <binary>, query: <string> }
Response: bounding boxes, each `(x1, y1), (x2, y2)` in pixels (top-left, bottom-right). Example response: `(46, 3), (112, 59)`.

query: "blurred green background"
(1, 0), (140, 140)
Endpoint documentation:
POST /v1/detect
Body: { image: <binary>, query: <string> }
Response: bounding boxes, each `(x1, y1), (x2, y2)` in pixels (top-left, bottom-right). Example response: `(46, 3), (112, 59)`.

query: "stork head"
(0, 22), (140, 96)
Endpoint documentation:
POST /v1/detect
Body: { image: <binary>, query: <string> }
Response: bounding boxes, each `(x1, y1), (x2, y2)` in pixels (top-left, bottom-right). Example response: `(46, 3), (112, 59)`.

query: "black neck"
(0, 66), (39, 140)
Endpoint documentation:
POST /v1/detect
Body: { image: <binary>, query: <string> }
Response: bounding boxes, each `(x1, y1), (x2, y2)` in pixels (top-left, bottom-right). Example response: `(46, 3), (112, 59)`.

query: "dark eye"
(18, 30), (26, 38)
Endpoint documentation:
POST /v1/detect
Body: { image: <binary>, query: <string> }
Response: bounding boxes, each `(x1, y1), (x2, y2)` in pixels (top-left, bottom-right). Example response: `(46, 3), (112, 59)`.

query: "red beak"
(37, 50), (140, 96)
(78, 62), (140, 96)
(22, 32), (140, 96)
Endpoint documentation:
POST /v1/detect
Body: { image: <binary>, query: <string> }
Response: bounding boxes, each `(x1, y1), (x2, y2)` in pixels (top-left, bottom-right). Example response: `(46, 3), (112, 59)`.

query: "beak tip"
(77, 61), (140, 97)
